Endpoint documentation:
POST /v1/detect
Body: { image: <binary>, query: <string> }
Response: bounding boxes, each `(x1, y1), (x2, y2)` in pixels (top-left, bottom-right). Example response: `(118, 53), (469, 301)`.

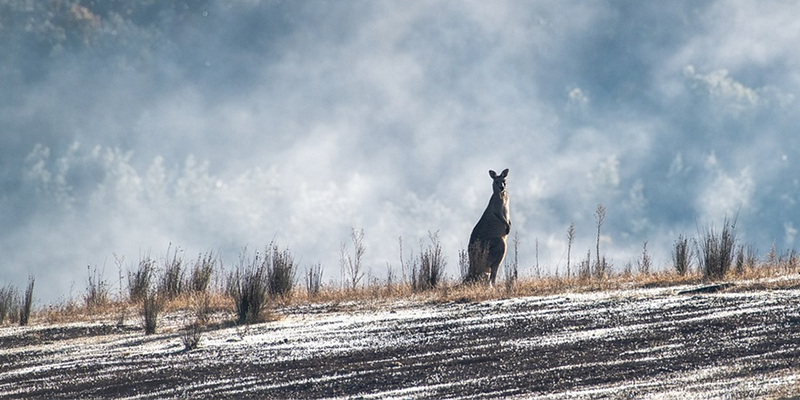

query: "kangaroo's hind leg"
(486, 236), (508, 285)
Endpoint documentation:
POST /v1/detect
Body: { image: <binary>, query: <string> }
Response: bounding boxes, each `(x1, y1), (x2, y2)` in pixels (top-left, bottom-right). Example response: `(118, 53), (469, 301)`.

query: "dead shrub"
(181, 322), (203, 351)
(227, 248), (270, 324)
(566, 223), (576, 278)
(128, 256), (155, 303)
(19, 277), (34, 326)
(458, 247), (470, 282)
(85, 265), (109, 312)
(673, 234), (692, 276)
(699, 217), (737, 280)
(159, 246), (185, 299)
(411, 232), (446, 292)
(385, 263), (397, 295)
(268, 245), (296, 299)
(188, 251), (216, 293)
(0, 285), (19, 324)
(142, 289), (162, 335)
(781, 249), (799, 273)
(340, 228), (366, 290)
(637, 241), (651, 275)
(578, 250), (592, 280)
(735, 243), (757, 275)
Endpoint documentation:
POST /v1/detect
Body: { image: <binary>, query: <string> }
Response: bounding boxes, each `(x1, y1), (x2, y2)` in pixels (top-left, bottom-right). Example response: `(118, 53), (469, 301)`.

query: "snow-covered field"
(2, 282), (800, 399)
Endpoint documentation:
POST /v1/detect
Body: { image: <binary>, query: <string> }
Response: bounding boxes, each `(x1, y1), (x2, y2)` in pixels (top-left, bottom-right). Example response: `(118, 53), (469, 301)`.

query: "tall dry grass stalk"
(504, 232), (519, 293)
(637, 241), (651, 275)
(306, 264), (323, 298)
(594, 204), (607, 278)
(566, 222), (575, 278)
(19, 276), (34, 326)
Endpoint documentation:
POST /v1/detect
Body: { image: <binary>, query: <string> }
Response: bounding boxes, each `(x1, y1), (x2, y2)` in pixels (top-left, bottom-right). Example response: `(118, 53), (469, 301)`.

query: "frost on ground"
(2, 284), (800, 399)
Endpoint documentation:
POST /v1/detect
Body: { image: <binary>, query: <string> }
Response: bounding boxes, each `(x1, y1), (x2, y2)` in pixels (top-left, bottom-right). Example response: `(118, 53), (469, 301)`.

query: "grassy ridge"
(3, 221), (800, 341)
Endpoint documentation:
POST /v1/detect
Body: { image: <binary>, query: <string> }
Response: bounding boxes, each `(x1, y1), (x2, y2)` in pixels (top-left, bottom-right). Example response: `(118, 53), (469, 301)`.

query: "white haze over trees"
(1, 1), (799, 302)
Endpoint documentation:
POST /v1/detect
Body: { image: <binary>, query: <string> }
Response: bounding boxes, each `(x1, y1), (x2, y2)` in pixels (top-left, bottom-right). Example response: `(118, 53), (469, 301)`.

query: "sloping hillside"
(2, 282), (800, 399)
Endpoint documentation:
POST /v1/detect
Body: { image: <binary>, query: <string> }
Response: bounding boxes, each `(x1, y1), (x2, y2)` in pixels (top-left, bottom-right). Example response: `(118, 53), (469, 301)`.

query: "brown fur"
(468, 169), (511, 284)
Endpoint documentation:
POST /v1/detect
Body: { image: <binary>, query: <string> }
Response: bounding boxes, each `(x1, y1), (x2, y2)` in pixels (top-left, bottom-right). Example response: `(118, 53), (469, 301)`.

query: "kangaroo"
(467, 169), (511, 285)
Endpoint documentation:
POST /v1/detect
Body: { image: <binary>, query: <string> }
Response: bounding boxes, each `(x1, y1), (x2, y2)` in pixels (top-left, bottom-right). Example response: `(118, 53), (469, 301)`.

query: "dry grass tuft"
(142, 290), (162, 335)
(84, 265), (110, 313)
(699, 217), (737, 281)
(410, 232), (446, 293)
(128, 256), (155, 303)
(227, 248), (270, 324)
(180, 321), (203, 351)
(0, 284), (19, 325)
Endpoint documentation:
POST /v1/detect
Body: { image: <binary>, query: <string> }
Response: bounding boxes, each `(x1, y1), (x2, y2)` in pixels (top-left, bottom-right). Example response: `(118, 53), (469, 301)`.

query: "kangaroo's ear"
(501, 169), (509, 177)
(489, 170), (497, 179)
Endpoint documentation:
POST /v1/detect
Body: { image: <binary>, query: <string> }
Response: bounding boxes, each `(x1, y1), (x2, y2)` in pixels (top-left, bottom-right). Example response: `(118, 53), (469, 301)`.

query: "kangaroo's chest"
(495, 194), (510, 221)
(479, 195), (509, 228)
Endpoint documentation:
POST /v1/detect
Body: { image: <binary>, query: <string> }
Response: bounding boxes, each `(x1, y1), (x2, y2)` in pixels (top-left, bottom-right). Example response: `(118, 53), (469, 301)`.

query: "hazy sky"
(2, 1), (800, 303)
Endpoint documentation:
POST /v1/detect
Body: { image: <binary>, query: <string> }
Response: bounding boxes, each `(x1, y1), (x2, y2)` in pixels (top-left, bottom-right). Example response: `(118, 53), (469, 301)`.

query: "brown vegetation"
(4, 218), (800, 330)
(13, 260), (800, 329)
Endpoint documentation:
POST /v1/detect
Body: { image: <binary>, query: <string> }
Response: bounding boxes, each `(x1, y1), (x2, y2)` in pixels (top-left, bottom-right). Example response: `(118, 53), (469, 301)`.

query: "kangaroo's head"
(489, 169), (509, 194)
